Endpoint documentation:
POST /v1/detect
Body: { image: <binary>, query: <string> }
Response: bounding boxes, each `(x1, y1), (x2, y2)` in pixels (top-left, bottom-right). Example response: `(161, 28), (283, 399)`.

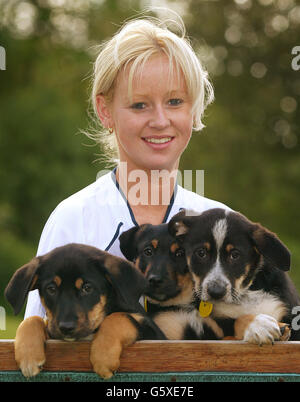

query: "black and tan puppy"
(119, 224), (225, 340)
(168, 208), (297, 343)
(5, 243), (165, 379)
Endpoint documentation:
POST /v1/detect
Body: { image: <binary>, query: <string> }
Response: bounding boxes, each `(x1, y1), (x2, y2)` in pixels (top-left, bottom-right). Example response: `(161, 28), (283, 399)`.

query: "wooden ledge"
(1, 340), (300, 374)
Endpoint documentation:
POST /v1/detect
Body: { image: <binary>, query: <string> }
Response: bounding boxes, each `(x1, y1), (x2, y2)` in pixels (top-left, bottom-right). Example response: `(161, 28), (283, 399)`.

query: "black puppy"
(169, 208), (297, 343)
(120, 224), (227, 340)
(5, 243), (165, 379)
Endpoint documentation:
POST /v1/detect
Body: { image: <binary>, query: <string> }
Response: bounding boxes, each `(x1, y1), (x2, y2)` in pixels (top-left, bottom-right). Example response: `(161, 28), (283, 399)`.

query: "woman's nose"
(148, 105), (171, 130)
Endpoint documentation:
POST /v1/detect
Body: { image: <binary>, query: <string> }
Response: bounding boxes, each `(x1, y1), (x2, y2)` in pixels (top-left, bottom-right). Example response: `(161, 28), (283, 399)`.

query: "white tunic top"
(25, 170), (230, 318)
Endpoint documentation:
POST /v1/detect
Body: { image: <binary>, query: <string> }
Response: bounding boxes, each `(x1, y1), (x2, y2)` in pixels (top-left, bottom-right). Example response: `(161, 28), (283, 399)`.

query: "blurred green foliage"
(0, 0), (299, 324)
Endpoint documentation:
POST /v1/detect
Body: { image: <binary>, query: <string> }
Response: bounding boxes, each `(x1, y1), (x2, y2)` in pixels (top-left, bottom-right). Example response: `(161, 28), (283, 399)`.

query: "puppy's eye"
(81, 283), (93, 295)
(195, 248), (207, 258)
(46, 284), (57, 296)
(175, 248), (185, 258)
(230, 249), (240, 260)
(144, 247), (153, 257)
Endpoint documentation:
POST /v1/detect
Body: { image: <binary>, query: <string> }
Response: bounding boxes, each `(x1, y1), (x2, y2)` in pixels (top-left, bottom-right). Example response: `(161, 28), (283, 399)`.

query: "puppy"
(5, 243), (165, 379)
(168, 208), (297, 343)
(120, 224), (228, 340)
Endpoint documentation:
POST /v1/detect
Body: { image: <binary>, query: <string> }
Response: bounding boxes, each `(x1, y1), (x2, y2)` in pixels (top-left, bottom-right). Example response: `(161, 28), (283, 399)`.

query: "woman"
(25, 14), (230, 318)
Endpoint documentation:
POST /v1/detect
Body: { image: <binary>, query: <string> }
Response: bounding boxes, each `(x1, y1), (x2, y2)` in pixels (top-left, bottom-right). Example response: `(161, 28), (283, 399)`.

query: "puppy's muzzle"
(58, 320), (77, 336)
(207, 281), (227, 300)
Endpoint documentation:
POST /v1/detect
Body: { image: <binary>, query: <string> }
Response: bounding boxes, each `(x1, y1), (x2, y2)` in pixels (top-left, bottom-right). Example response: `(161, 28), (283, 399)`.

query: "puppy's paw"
(17, 354), (46, 378)
(14, 316), (47, 378)
(278, 322), (291, 341)
(90, 341), (121, 379)
(243, 314), (282, 345)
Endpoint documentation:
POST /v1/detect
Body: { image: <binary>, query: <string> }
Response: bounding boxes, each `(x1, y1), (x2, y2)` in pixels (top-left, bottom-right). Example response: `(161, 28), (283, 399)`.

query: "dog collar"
(199, 301), (213, 317)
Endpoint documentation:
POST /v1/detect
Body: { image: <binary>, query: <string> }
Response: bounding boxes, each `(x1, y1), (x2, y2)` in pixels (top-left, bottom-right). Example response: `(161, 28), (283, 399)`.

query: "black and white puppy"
(168, 208), (298, 343)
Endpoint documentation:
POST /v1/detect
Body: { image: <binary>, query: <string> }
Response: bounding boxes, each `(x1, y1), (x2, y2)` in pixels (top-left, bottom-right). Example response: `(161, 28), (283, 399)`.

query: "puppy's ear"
(252, 224), (291, 271)
(97, 252), (148, 310)
(168, 210), (194, 241)
(5, 257), (41, 315)
(119, 226), (140, 261)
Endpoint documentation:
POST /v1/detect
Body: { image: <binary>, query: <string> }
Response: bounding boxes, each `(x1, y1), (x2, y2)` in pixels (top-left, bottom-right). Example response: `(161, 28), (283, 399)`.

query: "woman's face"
(97, 54), (193, 172)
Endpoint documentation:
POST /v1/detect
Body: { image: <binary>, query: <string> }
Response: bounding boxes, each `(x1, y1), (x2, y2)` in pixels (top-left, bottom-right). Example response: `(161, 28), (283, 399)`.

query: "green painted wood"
(1, 371), (300, 382)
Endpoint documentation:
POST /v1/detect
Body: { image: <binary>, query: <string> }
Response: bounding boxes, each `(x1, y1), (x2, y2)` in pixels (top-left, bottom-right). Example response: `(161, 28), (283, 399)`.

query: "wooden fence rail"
(1, 339), (300, 376)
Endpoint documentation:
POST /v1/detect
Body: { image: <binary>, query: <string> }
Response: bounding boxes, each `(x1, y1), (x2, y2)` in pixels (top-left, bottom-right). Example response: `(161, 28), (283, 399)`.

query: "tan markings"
(53, 276), (62, 287)
(75, 278), (84, 289)
(88, 295), (107, 331)
(130, 313), (144, 324)
(203, 317), (224, 339)
(170, 243), (179, 253)
(15, 316), (48, 377)
(191, 272), (201, 292)
(234, 314), (256, 339)
(135, 256), (140, 269)
(40, 297), (55, 333)
(154, 311), (185, 340)
(226, 244), (234, 253)
(90, 312), (139, 379)
(204, 242), (211, 251)
(151, 239), (158, 249)
(30, 274), (39, 290)
(278, 322), (291, 341)
(158, 272), (195, 307)
(234, 264), (251, 290)
(144, 263), (152, 277)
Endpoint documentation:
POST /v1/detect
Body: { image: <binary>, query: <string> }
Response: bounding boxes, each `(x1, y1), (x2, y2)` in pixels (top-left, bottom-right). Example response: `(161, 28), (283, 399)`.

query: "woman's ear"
(95, 95), (114, 129)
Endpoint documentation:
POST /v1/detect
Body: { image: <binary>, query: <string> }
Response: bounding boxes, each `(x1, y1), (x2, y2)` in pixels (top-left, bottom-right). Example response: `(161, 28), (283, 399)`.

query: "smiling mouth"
(143, 137), (173, 144)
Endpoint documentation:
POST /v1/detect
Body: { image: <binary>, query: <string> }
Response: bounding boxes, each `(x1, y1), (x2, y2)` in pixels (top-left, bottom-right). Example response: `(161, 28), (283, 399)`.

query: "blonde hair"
(88, 11), (214, 166)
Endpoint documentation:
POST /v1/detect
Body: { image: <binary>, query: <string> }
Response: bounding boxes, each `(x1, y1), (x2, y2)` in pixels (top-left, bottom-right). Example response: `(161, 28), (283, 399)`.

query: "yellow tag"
(144, 296), (148, 312)
(199, 301), (213, 317)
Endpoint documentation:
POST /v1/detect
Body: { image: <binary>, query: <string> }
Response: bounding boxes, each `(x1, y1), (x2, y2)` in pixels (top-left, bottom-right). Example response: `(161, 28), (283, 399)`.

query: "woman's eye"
(131, 102), (146, 110)
(168, 98), (183, 106)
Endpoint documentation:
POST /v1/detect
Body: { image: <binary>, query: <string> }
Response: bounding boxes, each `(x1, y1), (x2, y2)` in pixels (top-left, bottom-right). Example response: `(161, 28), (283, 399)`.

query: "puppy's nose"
(148, 274), (163, 286)
(207, 282), (227, 300)
(58, 321), (76, 335)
